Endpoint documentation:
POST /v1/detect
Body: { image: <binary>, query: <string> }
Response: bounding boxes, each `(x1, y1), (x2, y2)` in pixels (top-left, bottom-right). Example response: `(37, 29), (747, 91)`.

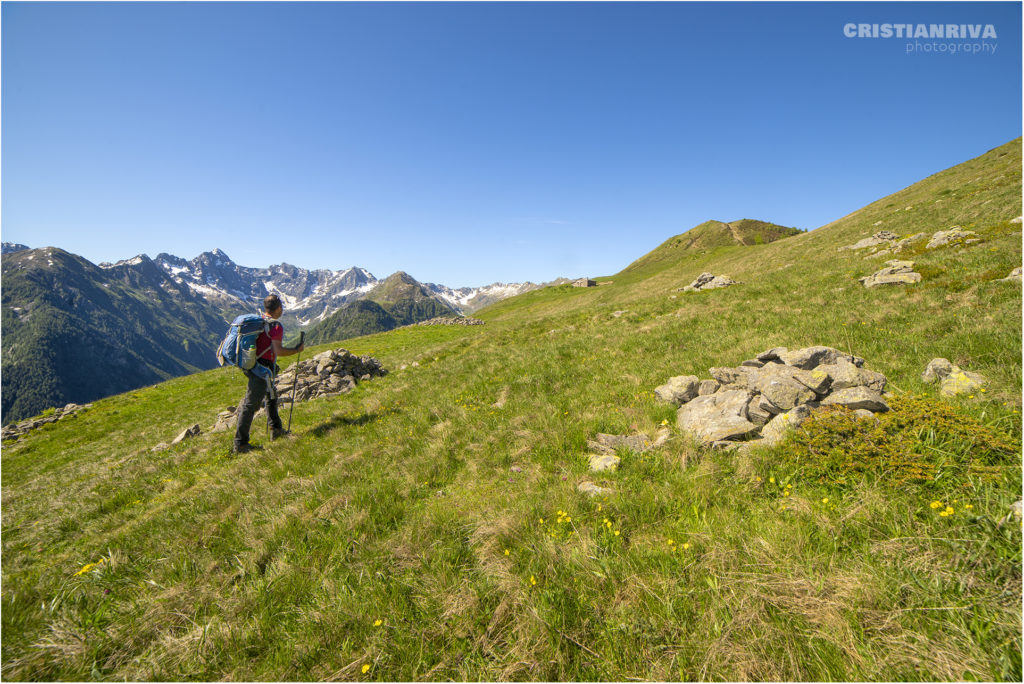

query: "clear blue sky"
(3, 1), (1021, 287)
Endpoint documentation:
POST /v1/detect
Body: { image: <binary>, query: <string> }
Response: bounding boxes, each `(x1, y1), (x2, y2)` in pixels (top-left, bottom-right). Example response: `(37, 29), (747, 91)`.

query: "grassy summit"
(1, 139), (1021, 680)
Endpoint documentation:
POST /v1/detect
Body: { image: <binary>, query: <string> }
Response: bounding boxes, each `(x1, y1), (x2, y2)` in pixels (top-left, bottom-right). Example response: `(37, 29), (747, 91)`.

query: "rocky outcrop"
(679, 272), (742, 292)
(860, 260), (922, 288)
(926, 227), (978, 249)
(412, 316), (485, 326)
(1, 403), (93, 441)
(657, 346), (890, 448)
(921, 358), (986, 397)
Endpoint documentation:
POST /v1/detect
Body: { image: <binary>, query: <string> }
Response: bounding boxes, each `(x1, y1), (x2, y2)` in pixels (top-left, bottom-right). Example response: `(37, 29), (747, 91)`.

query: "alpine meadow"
(1, 139), (1021, 680)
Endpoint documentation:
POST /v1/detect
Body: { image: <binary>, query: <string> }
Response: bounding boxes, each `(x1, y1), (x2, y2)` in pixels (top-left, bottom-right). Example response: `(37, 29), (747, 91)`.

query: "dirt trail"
(724, 221), (746, 245)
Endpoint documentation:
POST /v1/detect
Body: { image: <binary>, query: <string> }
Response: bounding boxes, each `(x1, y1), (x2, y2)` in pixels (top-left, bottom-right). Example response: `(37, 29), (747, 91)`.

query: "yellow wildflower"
(530, 575), (537, 586)
(945, 506), (954, 515)
(822, 498), (829, 504)
(614, 530), (620, 536)
(373, 619), (382, 627)
(682, 543), (690, 550)
(504, 548), (510, 556)
(74, 559), (105, 576)
(362, 664), (371, 674)
(769, 477), (775, 484)
(930, 501), (942, 509)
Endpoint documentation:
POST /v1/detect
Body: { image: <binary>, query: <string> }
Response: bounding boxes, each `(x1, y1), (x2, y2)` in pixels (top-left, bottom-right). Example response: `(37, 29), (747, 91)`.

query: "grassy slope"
(1, 140), (1021, 681)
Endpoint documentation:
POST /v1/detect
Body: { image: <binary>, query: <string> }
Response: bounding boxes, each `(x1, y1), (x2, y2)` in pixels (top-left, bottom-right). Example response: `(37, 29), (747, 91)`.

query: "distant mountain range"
(0, 244), (559, 423)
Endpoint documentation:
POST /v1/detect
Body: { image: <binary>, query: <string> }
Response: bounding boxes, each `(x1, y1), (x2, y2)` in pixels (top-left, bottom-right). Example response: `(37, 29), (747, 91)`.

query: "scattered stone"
(151, 442), (170, 453)
(680, 272), (742, 292)
(926, 227), (978, 249)
(860, 260), (922, 288)
(853, 409), (878, 420)
(611, 310), (629, 318)
(921, 357), (987, 397)
(1011, 216), (1023, 224)
(170, 424), (201, 445)
(654, 375), (700, 406)
(587, 433), (654, 455)
(1, 402), (94, 441)
(577, 481), (613, 497)
(588, 454), (621, 472)
(873, 232), (927, 257)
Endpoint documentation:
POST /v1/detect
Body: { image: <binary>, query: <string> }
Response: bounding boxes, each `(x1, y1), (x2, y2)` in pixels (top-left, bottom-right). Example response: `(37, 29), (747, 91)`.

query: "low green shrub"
(777, 394), (1020, 488)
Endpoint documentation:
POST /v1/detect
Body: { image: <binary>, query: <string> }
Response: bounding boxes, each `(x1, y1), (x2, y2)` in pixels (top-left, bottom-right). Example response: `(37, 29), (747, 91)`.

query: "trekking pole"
(286, 332), (305, 434)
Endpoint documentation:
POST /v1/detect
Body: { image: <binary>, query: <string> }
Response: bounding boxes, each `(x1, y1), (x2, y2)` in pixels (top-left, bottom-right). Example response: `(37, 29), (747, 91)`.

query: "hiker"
(233, 294), (304, 453)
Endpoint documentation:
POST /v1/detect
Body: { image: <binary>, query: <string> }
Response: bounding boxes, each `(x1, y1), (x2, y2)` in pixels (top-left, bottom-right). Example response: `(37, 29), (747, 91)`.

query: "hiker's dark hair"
(264, 294), (282, 313)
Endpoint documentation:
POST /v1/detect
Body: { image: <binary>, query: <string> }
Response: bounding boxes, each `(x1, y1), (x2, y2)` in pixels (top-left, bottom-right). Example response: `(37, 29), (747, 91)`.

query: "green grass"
(2, 139), (1021, 680)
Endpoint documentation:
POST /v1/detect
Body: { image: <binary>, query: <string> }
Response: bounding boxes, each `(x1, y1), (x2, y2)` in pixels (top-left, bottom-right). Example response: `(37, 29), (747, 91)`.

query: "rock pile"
(413, 317), (484, 326)
(860, 260), (922, 288)
(2, 403), (93, 441)
(208, 348), (387, 434)
(275, 348), (387, 404)
(679, 272), (742, 292)
(656, 346), (890, 449)
(922, 358), (986, 397)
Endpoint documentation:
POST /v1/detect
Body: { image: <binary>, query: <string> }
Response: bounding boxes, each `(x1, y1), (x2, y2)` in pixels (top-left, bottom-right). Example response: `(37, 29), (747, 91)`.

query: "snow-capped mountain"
(425, 281), (548, 313)
(100, 248), (547, 325)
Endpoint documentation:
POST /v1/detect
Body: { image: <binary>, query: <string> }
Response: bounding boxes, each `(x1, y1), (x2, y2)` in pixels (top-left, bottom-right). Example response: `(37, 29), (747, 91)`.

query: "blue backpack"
(216, 314), (270, 370)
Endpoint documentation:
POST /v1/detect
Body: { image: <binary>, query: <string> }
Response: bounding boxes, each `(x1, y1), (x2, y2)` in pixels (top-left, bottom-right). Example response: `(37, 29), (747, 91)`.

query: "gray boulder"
(677, 390), (761, 444)
(776, 346), (862, 370)
(921, 357), (987, 397)
(820, 387), (890, 412)
(588, 454), (621, 472)
(816, 357), (887, 393)
(761, 405), (813, 446)
(654, 375), (701, 406)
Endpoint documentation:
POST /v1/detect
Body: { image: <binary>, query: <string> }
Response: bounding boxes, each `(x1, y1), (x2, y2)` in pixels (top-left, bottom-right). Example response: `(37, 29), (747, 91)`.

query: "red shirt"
(256, 317), (284, 365)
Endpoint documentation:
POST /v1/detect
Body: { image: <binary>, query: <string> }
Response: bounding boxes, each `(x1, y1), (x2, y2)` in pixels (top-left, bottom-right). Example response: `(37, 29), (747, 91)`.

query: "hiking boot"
(232, 442), (261, 454)
(270, 427), (289, 440)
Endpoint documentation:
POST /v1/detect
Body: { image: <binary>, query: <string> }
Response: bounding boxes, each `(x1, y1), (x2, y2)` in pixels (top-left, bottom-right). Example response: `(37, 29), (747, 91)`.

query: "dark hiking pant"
(234, 368), (282, 448)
